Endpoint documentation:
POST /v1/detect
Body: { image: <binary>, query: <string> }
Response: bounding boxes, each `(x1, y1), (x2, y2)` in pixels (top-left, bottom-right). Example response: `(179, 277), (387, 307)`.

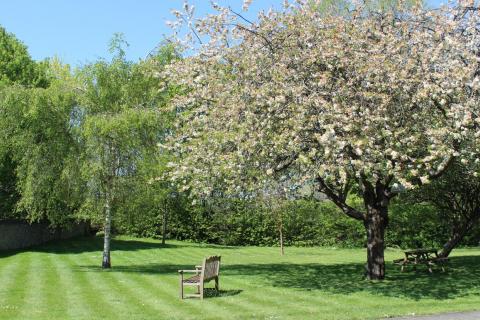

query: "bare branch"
(229, 7), (254, 25)
(230, 23), (275, 53)
(316, 177), (365, 221)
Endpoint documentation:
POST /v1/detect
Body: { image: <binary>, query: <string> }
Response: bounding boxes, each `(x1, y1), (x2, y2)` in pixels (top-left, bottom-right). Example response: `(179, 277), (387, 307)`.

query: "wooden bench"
(178, 255), (221, 299)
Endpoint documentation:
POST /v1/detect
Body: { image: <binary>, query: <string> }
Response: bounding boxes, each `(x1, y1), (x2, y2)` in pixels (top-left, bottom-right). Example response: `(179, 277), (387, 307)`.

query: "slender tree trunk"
(279, 221), (284, 256)
(162, 200), (168, 245)
(439, 212), (480, 258)
(102, 194), (112, 269)
(364, 205), (388, 280)
(275, 205), (284, 256)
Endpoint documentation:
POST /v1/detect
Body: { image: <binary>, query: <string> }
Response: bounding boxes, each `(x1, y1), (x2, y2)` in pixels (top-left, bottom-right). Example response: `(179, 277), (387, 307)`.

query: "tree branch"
(316, 177), (365, 221)
(228, 7), (254, 25)
(230, 24), (275, 53)
(429, 155), (455, 180)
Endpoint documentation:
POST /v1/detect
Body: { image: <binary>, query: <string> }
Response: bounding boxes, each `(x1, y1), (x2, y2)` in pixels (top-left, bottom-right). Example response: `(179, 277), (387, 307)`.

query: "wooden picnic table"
(394, 248), (448, 273)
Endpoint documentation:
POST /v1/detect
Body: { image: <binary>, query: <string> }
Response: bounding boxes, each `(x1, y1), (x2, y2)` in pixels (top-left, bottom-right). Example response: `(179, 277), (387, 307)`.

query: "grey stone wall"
(0, 220), (89, 251)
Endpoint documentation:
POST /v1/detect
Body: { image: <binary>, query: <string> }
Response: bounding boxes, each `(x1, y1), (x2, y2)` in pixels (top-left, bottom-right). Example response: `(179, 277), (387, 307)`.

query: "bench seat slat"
(183, 275), (201, 283)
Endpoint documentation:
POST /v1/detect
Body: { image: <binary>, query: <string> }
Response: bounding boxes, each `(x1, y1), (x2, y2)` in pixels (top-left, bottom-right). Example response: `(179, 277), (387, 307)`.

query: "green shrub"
(113, 194), (479, 249)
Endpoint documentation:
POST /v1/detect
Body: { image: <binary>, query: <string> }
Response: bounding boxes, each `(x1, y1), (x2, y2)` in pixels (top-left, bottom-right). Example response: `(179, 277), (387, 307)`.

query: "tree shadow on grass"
(0, 237), (180, 256)
(222, 256), (480, 301)
(75, 255), (480, 301)
(0, 236), (237, 257)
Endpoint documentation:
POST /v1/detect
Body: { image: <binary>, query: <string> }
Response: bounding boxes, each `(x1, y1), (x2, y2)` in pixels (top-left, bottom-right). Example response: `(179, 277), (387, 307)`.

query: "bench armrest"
(178, 270), (200, 273)
(195, 265), (202, 269)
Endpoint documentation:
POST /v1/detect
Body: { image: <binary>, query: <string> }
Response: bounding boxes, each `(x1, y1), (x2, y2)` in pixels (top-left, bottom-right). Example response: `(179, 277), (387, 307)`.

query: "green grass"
(0, 237), (480, 320)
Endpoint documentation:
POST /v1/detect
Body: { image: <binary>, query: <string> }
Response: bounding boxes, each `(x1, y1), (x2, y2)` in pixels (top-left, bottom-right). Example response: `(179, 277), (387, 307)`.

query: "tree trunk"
(439, 212), (480, 258)
(439, 231), (465, 258)
(102, 195), (112, 269)
(364, 206), (388, 280)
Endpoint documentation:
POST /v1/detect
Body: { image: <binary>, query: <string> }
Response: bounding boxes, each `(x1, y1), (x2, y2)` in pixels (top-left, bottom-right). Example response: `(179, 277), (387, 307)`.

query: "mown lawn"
(0, 236), (479, 320)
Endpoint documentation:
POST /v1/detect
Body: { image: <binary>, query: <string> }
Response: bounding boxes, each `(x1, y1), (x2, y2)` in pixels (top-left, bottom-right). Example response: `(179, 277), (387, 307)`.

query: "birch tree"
(78, 37), (177, 268)
(165, 1), (480, 279)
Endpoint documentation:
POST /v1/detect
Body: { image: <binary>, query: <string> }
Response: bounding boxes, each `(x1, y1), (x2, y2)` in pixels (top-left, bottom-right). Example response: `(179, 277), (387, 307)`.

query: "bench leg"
(200, 283), (204, 300)
(215, 276), (219, 292)
(179, 278), (184, 299)
(440, 262), (447, 272)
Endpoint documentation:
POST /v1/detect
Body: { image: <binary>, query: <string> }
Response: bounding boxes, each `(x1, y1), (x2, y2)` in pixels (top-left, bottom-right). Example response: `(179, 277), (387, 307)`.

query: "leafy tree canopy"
(0, 25), (49, 88)
(165, 0), (480, 279)
(0, 60), (81, 224)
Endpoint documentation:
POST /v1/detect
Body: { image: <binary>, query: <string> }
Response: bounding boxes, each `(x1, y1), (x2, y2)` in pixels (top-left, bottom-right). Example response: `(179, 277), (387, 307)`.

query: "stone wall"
(0, 220), (90, 251)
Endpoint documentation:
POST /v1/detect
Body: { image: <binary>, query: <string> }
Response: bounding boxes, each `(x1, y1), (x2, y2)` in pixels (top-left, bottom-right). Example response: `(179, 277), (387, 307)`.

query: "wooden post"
(162, 199), (168, 245)
(279, 221), (284, 256)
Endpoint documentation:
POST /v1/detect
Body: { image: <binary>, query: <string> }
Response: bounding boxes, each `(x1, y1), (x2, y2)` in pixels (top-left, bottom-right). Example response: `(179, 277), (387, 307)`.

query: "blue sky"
(0, 0), (445, 66)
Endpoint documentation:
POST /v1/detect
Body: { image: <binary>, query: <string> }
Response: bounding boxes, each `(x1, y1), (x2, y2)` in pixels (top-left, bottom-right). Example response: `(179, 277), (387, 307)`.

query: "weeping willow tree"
(0, 25), (50, 220)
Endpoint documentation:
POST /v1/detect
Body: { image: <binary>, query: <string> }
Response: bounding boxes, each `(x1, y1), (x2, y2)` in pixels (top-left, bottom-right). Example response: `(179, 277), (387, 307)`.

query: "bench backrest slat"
(201, 255), (221, 281)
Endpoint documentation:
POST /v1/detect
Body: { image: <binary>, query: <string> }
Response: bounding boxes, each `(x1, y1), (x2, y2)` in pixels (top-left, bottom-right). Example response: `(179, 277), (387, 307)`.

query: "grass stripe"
(71, 242), (178, 320)
(110, 239), (259, 319)
(111, 246), (203, 319)
(18, 252), (51, 319)
(0, 252), (31, 319)
(0, 254), (25, 318)
(62, 252), (121, 320)
(46, 251), (87, 319)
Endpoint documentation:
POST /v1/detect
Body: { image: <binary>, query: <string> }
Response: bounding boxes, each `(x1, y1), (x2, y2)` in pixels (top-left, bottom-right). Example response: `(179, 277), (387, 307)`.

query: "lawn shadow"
(221, 255), (480, 301)
(26, 237), (180, 255)
(75, 255), (480, 301)
(1, 236), (237, 257)
(76, 263), (186, 274)
(183, 289), (243, 299)
(0, 249), (19, 259)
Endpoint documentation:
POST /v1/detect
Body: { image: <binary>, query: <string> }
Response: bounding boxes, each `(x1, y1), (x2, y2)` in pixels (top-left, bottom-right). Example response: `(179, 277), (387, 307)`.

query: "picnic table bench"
(393, 248), (448, 273)
(178, 255), (221, 299)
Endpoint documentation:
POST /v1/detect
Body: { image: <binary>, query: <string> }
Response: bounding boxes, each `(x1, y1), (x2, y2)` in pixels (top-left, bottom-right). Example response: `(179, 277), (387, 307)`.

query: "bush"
(114, 196), (366, 247)
(386, 202), (446, 249)
(114, 194), (480, 249)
